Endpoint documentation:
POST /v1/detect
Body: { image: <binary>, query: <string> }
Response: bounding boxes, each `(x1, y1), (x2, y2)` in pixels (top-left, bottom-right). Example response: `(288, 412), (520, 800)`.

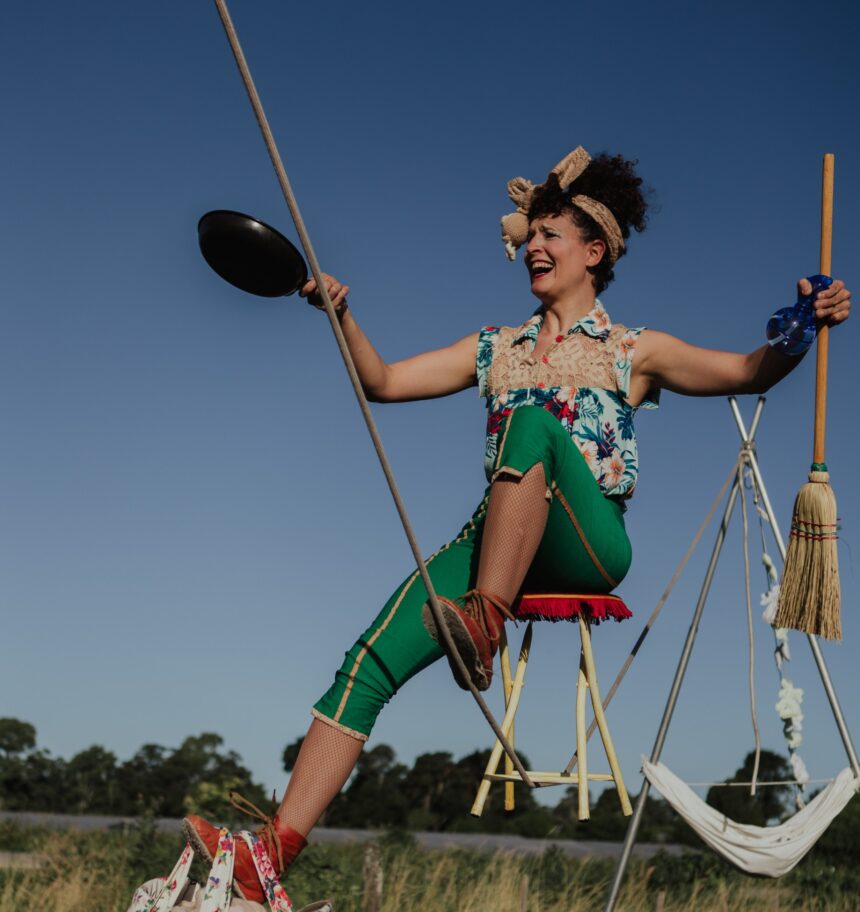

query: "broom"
(774, 153), (841, 640)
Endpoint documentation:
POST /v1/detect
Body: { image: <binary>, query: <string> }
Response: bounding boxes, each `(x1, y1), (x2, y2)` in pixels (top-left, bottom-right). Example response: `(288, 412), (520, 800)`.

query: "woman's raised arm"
(630, 278), (851, 401)
(301, 273), (479, 403)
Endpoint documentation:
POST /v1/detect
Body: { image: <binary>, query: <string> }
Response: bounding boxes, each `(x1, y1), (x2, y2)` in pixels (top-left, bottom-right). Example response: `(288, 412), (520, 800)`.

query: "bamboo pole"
(471, 624), (533, 816)
(500, 630), (516, 811)
(579, 617), (632, 816)
(486, 772), (615, 783)
(576, 651), (590, 820)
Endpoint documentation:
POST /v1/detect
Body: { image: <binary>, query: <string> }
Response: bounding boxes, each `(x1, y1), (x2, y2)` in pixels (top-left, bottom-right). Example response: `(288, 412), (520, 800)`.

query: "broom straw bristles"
(774, 471), (841, 640)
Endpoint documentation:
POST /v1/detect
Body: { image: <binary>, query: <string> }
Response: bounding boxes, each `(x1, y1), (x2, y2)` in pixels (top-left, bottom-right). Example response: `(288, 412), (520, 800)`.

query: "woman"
(184, 148), (851, 903)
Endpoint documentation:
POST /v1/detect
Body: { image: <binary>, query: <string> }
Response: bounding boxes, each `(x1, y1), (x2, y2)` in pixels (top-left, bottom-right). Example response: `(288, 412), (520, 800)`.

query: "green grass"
(0, 822), (856, 911)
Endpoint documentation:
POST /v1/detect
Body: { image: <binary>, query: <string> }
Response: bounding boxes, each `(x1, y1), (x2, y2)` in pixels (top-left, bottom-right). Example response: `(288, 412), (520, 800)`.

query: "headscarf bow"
(500, 146), (625, 263)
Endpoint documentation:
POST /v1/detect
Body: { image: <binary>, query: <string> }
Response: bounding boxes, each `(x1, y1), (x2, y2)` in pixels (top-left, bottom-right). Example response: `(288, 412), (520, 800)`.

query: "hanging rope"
(210, 0), (532, 786)
(748, 456), (811, 807)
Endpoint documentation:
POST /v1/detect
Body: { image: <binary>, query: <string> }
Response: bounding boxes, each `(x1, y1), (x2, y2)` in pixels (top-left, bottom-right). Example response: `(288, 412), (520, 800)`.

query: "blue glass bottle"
(766, 274), (832, 356)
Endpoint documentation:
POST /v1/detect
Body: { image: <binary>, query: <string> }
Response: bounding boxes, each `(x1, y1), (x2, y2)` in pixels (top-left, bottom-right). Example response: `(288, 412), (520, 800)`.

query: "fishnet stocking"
(276, 718), (363, 838)
(275, 466), (549, 838)
(477, 463), (550, 606)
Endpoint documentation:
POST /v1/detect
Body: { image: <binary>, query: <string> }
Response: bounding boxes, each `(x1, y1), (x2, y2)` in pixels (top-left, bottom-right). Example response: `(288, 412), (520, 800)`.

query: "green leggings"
(313, 406), (632, 740)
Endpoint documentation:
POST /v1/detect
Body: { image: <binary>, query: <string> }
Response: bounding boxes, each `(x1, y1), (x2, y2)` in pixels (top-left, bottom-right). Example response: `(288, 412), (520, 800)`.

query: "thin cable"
(210, 0), (531, 787)
(685, 777), (835, 788)
(740, 461), (761, 795)
(564, 460), (739, 774)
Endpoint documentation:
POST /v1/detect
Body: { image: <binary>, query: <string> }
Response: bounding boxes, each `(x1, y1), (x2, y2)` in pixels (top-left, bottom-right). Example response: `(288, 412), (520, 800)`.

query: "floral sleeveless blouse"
(477, 301), (658, 500)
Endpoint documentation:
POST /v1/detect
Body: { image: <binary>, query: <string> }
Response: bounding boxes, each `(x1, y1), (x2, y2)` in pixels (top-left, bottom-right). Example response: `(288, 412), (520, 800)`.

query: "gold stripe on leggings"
(332, 572), (418, 724)
(551, 482), (618, 589)
(494, 416), (514, 473)
(332, 496), (490, 724)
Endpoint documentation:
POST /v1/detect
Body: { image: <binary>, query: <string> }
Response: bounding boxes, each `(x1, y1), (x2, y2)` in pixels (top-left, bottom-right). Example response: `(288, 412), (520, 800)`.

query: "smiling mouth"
(529, 261), (554, 279)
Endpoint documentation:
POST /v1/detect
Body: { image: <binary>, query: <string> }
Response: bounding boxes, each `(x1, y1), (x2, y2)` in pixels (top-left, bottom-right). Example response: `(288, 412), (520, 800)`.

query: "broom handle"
(813, 154), (834, 466)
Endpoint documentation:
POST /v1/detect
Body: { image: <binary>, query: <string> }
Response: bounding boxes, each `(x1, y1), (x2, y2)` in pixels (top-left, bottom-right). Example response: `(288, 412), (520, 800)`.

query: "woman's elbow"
(363, 366), (396, 402)
(734, 371), (775, 396)
(364, 382), (389, 403)
(745, 347), (803, 395)
(742, 368), (775, 395)
(747, 379), (773, 395)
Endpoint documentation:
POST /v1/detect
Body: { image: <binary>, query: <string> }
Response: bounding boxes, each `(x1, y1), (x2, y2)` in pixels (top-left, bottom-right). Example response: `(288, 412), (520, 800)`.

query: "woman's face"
(525, 213), (605, 303)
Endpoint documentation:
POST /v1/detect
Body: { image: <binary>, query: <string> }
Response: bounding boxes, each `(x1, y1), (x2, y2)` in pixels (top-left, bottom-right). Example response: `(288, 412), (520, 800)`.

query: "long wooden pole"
(210, 0), (533, 785)
(773, 154), (841, 639)
(813, 154), (834, 466)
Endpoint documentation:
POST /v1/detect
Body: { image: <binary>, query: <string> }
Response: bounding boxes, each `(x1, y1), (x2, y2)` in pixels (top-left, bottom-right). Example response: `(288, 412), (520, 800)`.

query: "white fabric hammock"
(642, 758), (858, 877)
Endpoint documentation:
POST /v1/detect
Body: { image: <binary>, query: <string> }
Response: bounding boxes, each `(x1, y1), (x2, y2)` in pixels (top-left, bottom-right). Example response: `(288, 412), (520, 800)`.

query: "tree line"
(0, 718), (268, 822)
(0, 717), (842, 848)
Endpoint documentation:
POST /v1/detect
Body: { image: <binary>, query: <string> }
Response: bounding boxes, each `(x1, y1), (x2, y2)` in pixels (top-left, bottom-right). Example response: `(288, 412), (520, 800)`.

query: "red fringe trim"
(514, 594), (632, 624)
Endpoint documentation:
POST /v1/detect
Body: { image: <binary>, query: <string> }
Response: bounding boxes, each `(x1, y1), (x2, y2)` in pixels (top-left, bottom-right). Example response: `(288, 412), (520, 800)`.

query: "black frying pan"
(198, 209), (308, 297)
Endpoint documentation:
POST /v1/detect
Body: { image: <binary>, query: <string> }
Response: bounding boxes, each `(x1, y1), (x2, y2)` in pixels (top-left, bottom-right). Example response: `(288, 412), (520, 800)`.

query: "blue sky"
(2, 0), (859, 810)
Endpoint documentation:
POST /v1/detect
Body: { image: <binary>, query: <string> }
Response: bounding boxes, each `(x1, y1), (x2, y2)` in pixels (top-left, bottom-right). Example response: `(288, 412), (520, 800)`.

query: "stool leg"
(472, 625), (512, 816)
(578, 617), (632, 816)
(471, 623), (533, 817)
(500, 628), (516, 812)
(576, 647), (590, 821)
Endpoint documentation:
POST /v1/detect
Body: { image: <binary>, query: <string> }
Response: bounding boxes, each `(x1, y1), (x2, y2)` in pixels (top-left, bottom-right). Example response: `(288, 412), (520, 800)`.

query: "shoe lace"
(457, 590), (513, 640)
(230, 790), (284, 872)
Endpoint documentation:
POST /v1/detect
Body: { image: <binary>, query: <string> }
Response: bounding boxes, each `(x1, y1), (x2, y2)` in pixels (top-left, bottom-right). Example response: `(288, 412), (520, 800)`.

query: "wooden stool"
(471, 593), (633, 821)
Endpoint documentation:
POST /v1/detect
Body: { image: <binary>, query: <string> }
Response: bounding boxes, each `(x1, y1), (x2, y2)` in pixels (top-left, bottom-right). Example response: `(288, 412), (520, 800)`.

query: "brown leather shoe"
(422, 589), (512, 691)
(182, 809), (306, 904)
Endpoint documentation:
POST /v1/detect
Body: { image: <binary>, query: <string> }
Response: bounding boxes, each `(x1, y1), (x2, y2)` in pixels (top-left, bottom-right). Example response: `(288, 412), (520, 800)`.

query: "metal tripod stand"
(603, 396), (860, 911)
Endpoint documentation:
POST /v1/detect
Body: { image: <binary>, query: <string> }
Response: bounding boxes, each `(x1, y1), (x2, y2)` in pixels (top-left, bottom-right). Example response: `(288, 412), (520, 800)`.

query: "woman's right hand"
(299, 272), (349, 316)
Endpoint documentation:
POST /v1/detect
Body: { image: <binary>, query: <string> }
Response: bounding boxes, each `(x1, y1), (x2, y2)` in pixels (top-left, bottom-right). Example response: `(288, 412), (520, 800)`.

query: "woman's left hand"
(809, 277), (851, 326)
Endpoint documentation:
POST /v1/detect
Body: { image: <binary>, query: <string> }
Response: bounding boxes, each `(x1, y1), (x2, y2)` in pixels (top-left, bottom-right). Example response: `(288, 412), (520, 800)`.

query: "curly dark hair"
(527, 153), (649, 295)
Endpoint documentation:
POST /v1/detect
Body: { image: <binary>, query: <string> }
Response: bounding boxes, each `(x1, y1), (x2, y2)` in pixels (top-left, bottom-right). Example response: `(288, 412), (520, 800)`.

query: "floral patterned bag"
(126, 827), (331, 912)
